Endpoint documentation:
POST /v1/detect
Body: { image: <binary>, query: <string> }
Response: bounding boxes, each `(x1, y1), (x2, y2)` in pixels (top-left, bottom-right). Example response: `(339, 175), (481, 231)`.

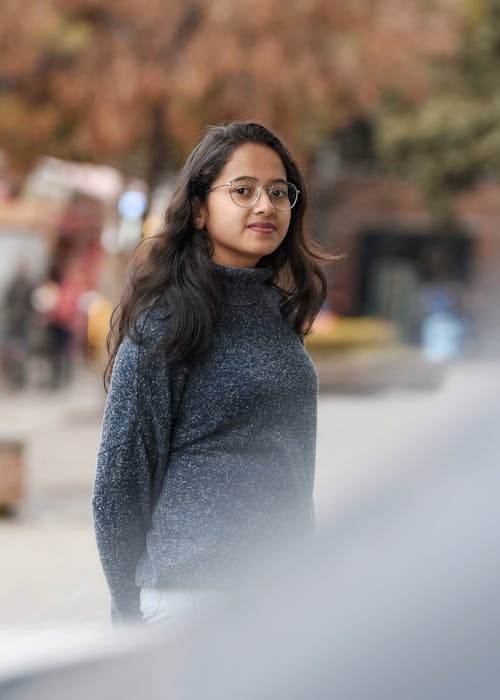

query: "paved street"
(315, 358), (497, 519)
(0, 365), (108, 628)
(0, 355), (498, 630)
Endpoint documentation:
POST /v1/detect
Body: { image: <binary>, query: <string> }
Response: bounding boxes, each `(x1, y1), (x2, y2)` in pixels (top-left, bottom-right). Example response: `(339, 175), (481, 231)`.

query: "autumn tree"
(0, 0), (203, 185)
(0, 0), (460, 188)
(167, 0), (460, 161)
(374, 0), (500, 203)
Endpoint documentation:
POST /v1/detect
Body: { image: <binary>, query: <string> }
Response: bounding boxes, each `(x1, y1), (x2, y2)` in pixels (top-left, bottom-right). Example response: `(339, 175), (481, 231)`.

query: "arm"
(92, 325), (184, 622)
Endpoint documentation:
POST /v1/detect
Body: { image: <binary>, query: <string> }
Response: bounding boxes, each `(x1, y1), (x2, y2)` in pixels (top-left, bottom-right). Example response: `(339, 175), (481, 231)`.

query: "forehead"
(219, 143), (287, 181)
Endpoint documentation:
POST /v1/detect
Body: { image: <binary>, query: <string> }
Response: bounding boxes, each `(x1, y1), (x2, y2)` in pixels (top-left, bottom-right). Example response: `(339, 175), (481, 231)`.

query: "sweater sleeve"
(92, 326), (183, 622)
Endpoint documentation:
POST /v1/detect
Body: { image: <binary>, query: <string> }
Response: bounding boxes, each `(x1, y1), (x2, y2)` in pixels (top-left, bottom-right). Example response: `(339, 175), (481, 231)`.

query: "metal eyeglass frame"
(206, 177), (300, 211)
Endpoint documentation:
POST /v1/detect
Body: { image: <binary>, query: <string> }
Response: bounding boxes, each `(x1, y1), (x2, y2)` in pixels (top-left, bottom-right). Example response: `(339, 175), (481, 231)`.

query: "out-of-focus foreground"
(0, 357), (498, 631)
(0, 356), (499, 699)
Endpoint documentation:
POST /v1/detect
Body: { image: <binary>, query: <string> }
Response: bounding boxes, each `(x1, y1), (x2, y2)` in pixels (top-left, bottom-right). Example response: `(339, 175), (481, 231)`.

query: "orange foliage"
(0, 0), (463, 182)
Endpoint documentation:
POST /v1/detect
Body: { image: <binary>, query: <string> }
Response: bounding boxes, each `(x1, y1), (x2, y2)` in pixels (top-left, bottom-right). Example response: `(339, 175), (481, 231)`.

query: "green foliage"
(41, 14), (92, 57)
(374, 0), (500, 199)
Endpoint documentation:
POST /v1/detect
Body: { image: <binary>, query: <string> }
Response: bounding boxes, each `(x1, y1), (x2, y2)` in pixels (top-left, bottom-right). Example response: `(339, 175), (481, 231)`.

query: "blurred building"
(0, 157), (130, 379)
(312, 126), (500, 357)
(0, 157), (124, 291)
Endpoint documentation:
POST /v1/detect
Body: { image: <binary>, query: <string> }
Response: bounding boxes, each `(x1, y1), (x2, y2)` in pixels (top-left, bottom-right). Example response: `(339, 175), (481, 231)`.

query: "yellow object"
(306, 316), (399, 352)
(87, 295), (113, 353)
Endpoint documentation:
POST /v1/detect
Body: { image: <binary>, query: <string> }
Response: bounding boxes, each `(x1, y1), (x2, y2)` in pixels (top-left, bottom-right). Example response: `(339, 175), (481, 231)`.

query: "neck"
(211, 261), (273, 306)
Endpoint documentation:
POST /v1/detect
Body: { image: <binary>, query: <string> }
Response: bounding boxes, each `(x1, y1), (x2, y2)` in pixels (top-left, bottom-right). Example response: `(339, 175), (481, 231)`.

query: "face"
(195, 143), (292, 268)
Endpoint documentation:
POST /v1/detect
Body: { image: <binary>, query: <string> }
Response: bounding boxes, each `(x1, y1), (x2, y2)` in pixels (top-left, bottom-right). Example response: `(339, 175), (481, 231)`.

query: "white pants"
(140, 587), (223, 625)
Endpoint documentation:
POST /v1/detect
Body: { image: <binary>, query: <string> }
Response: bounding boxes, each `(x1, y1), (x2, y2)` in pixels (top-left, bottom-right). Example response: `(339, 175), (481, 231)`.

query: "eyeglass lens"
(230, 179), (298, 210)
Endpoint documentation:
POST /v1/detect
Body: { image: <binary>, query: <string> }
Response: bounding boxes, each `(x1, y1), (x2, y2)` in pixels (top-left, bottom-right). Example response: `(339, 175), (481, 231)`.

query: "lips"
(248, 222), (277, 233)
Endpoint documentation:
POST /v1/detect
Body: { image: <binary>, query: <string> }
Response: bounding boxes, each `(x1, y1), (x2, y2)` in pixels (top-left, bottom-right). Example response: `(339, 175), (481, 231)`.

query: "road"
(0, 356), (497, 630)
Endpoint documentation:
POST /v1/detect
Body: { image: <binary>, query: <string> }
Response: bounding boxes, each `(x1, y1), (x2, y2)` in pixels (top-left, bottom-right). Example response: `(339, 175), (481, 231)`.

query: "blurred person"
(420, 283), (465, 362)
(45, 277), (71, 389)
(30, 277), (59, 387)
(33, 266), (87, 390)
(93, 121), (328, 623)
(1, 263), (35, 389)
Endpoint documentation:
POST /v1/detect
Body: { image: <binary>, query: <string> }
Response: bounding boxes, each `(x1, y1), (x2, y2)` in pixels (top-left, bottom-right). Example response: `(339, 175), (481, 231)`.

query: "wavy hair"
(105, 121), (328, 389)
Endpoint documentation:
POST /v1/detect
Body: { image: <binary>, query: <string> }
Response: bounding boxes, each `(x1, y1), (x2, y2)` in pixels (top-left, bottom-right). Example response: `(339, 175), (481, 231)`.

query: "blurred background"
(0, 0), (499, 635)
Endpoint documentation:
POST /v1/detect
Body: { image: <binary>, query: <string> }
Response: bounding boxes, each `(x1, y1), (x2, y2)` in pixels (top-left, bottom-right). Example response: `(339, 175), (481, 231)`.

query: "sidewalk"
(312, 344), (444, 393)
(0, 365), (110, 629)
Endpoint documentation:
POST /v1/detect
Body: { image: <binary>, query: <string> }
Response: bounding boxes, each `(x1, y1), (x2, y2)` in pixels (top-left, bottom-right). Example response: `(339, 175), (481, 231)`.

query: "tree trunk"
(146, 100), (170, 193)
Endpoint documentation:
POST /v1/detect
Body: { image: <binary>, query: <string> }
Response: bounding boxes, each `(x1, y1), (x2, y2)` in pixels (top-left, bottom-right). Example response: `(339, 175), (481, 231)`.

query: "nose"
(253, 186), (274, 214)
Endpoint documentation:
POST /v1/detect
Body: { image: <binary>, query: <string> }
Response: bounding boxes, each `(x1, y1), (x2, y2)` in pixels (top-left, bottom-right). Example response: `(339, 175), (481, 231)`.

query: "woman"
(93, 121), (327, 623)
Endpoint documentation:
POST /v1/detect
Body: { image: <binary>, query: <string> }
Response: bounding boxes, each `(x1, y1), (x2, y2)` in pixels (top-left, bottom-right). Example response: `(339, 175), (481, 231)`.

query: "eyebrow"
(231, 175), (288, 184)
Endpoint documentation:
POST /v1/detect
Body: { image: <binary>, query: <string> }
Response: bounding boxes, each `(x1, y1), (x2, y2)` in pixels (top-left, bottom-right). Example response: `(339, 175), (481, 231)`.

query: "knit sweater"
(92, 263), (319, 621)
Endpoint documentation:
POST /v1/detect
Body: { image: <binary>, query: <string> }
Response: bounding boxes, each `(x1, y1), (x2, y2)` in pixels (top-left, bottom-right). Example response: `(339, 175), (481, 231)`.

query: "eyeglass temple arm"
(206, 183), (231, 193)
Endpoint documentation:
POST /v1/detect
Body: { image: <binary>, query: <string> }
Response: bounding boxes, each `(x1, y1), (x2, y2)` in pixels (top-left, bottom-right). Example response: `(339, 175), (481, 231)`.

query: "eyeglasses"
(207, 177), (300, 211)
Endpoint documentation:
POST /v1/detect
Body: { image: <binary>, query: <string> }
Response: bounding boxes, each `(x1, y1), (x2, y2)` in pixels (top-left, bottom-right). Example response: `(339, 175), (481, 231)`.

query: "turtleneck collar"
(212, 262), (273, 306)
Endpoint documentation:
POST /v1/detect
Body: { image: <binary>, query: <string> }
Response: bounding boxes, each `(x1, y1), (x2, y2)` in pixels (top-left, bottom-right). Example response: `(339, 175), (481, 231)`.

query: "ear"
(192, 198), (206, 230)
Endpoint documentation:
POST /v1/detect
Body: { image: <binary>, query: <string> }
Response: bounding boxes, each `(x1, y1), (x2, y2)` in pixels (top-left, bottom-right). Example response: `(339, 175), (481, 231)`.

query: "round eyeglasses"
(207, 177), (300, 211)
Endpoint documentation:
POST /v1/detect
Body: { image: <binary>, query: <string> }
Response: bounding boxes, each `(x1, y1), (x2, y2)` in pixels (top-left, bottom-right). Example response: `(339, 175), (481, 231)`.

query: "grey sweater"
(92, 263), (318, 620)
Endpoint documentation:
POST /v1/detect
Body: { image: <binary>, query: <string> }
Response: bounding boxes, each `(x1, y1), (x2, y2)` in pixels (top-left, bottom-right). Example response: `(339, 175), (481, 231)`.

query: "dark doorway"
(357, 228), (473, 342)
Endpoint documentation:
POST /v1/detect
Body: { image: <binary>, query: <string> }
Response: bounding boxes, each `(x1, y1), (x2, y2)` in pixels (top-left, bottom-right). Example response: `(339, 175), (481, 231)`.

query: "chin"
(254, 243), (280, 256)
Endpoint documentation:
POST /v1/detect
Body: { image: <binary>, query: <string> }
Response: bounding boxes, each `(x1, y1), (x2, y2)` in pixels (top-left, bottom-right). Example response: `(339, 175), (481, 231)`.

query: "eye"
(270, 186), (288, 199)
(234, 186), (252, 196)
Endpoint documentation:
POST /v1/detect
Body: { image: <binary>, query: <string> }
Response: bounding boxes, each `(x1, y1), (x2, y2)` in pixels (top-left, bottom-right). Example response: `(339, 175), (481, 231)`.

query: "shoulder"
(111, 299), (170, 377)
(261, 283), (297, 327)
(134, 297), (171, 345)
(261, 282), (287, 310)
(261, 284), (305, 341)
(110, 299), (171, 382)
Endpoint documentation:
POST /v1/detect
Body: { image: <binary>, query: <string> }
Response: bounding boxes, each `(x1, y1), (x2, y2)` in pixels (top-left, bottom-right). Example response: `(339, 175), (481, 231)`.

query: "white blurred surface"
(0, 359), (498, 631)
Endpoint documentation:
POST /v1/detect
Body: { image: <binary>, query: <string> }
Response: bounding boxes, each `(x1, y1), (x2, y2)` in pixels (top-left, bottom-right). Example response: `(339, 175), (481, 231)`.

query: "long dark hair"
(105, 121), (328, 389)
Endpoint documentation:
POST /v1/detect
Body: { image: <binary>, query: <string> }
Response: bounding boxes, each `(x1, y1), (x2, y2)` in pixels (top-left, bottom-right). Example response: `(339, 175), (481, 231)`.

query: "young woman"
(93, 121), (327, 623)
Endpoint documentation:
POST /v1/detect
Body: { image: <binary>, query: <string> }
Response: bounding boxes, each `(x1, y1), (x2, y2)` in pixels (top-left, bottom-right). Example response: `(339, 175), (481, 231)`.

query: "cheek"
(205, 207), (244, 238)
(211, 205), (241, 224)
